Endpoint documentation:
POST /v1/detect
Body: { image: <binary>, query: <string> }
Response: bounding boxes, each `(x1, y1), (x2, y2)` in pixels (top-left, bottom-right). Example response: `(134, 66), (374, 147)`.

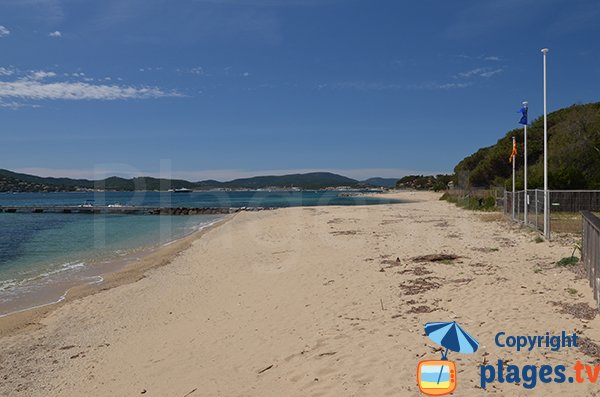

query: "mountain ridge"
(0, 169), (398, 192)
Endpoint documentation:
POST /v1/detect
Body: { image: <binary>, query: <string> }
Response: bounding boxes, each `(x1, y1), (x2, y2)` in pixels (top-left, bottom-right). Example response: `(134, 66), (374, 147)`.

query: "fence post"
(547, 191), (551, 240)
(535, 190), (538, 230)
(582, 211), (600, 310)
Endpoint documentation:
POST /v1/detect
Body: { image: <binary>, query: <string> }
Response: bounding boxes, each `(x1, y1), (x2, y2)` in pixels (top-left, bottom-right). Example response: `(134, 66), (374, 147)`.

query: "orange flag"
(509, 139), (517, 163)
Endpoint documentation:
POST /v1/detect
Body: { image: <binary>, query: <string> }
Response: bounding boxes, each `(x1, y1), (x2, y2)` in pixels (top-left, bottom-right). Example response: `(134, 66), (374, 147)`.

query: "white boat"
(168, 188), (193, 193)
(79, 199), (95, 208)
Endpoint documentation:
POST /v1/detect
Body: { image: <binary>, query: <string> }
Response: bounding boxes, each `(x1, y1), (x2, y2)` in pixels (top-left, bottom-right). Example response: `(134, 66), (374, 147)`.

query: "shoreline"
(1, 191), (598, 396)
(0, 214), (234, 337)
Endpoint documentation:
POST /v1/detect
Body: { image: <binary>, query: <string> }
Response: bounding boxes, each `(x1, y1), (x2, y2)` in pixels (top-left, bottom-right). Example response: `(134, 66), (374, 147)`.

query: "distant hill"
(395, 174), (452, 191)
(0, 169), (370, 192)
(221, 172), (362, 190)
(0, 169), (94, 191)
(362, 177), (398, 188)
(455, 102), (600, 189)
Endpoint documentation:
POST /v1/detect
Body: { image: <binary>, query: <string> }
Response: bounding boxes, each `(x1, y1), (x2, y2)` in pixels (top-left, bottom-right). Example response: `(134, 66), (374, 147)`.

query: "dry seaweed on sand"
(397, 266), (433, 276)
(412, 254), (461, 263)
(550, 301), (597, 321)
(406, 305), (437, 314)
(577, 337), (600, 364)
(399, 277), (441, 295)
(330, 230), (361, 236)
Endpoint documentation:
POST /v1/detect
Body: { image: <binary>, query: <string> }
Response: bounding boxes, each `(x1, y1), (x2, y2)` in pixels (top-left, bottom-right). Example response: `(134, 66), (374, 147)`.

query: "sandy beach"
(1, 191), (599, 396)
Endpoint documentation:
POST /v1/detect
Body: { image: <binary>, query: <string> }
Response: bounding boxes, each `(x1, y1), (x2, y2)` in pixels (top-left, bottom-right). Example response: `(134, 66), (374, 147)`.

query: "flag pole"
(512, 136), (516, 220)
(523, 101), (528, 226)
(542, 48), (549, 239)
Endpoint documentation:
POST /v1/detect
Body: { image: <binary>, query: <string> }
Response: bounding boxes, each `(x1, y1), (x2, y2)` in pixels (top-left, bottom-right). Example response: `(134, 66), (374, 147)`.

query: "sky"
(0, 0), (599, 181)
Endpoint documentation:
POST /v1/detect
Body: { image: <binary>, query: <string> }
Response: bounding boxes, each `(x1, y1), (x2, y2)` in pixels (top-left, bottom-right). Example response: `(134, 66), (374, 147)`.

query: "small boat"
(79, 199), (95, 208)
(168, 188), (193, 193)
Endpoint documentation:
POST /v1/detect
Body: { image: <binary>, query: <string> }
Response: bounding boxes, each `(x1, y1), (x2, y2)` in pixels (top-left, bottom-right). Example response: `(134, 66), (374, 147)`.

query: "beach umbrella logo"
(417, 321), (479, 396)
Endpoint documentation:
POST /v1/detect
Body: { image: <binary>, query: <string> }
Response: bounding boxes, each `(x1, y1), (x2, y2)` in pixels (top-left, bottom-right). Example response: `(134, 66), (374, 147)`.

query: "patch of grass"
(534, 236), (544, 243)
(565, 287), (578, 296)
(440, 192), (497, 211)
(557, 256), (579, 267)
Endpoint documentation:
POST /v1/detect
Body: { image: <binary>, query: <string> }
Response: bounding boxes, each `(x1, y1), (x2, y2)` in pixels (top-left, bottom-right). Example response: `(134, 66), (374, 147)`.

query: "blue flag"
(518, 106), (528, 125)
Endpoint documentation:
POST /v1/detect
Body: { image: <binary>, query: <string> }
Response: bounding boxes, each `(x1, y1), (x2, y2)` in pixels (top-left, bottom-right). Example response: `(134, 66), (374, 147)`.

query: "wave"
(0, 261), (86, 292)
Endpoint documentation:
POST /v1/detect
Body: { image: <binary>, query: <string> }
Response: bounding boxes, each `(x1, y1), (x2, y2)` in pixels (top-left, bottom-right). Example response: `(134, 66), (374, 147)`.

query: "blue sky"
(1, 0), (599, 181)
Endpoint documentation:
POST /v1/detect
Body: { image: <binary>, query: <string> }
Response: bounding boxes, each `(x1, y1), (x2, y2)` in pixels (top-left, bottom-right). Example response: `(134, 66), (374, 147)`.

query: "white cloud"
(0, 67), (14, 76)
(177, 67), (204, 75)
(457, 68), (486, 78)
(0, 79), (182, 101)
(336, 81), (404, 91)
(432, 82), (471, 89)
(49, 30), (62, 37)
(456, 67), (503, 79)
(458, 54), (501, 62)
(0, 26), (10, 37)
(29, 70), (57, 80)
(480, 69), (503, 78)
(0, 100), (40, 109)
(334, 80), (469, 91)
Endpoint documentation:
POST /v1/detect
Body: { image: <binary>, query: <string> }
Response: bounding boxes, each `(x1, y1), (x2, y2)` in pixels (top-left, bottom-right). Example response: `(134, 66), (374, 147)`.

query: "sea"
(0, 190), (401, 316)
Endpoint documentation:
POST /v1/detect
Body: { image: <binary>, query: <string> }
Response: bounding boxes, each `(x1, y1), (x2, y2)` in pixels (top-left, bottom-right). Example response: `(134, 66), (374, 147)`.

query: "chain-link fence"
(504, 190), (600, 239)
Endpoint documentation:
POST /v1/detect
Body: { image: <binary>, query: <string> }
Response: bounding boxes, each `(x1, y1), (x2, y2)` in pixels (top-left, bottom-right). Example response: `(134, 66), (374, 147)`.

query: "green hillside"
(395, 174), (453, 191)
(363, 177), (398, 188)
(455, 102), (600, 189)
(221, 172), (362, 190)
(0, 169), (369, 192)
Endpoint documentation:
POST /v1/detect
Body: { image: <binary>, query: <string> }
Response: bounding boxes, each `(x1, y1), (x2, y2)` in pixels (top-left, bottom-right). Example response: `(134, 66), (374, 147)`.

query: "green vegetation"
(362, 177), (398, 188)
(439, 191), (496, 210)
(0, 169), (372, 192)
(557, 256), (579, 267)
(455, 102), (600, 189)
(565, 287), (578, 296)
(395, 174), (453, 191)
(534, 236), (544, 243)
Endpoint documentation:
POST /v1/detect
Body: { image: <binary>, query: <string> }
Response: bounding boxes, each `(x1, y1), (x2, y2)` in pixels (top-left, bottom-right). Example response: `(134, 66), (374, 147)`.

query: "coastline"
(1, 191), (599, 396)
(0, 214), (234, 337)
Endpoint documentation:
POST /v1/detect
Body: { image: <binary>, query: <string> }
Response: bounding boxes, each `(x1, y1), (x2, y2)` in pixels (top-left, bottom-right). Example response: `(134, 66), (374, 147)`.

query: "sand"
(1, 191), (599, 396)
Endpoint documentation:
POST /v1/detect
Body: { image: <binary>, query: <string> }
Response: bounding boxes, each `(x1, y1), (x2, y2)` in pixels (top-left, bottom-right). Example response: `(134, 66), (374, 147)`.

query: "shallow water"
(0, 213), (223, 316)
(0, 190), (400, 316)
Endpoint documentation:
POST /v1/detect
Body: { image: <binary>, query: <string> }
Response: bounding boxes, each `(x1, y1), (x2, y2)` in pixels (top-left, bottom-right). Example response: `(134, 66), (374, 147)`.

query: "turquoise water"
(0, 190), (398, 208)
(0, 213), (223, 315)
(0, 190), (400, 316)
